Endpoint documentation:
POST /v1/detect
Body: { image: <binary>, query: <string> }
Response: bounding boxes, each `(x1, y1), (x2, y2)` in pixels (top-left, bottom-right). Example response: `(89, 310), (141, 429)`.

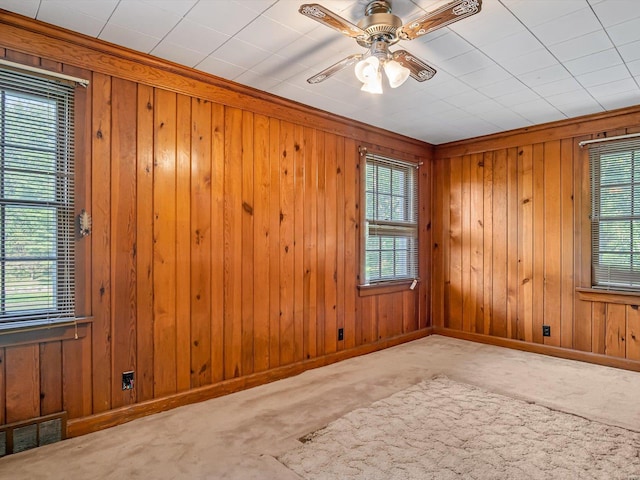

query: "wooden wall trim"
(0, 10), (431, 158)
(67, 328), (432, 437)
(436, 105), (640, 157)
(433, 327), (640, 373)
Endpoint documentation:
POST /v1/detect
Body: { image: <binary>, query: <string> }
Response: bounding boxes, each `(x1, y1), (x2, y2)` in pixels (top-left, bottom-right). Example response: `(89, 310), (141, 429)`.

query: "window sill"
(0, 317), (93, 347)
(358, 280), (417, 297)
(576, 287), (640, 306)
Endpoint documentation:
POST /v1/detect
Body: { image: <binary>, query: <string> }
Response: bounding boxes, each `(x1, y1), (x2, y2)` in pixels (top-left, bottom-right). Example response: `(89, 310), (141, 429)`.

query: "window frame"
(589, 136), (640, 291)
(0, 64), (78, 331)
(359, 149), (419, 289)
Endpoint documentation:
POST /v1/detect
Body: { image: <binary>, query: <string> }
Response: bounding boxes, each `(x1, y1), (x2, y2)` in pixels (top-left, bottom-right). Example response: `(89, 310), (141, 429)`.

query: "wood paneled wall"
(0, 13), (430, 433)
(433, 119), (640, 364)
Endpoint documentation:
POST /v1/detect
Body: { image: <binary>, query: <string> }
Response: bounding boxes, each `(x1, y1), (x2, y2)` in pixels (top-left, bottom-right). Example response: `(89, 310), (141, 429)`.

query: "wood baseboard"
(432, 327), (640, 372)
(67, 326), (640, 438)
(67, 328), (432, 438)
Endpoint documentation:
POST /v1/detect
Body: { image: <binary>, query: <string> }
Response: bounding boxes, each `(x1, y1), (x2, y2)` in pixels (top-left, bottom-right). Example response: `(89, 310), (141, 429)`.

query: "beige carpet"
(2, 336), (640, 479)
(279, 376), (640, 480)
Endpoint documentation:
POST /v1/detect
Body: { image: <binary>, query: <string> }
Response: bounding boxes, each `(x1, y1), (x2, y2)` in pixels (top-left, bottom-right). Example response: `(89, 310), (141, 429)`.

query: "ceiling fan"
(298, 0), (482, 93)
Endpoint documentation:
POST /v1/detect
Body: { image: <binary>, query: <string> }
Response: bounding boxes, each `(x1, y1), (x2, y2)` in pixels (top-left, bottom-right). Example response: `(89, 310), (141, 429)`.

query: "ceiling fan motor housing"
(356, 0), (402, 47)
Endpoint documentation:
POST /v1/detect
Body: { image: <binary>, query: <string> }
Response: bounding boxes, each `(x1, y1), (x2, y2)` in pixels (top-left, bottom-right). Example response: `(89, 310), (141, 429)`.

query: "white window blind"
(363, 153), (418, 284)
(0, 66), (76, 329)
(589, 137), (640, 290)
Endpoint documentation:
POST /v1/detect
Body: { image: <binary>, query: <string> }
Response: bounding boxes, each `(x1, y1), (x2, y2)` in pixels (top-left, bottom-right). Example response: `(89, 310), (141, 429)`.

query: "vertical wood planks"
(433, 126), (640, 364)
(518, 145), (533, 342)
(315, 131), (326, 356)
(605, 304), (626, 358)
(62, 332), (92, 419)
(175, 94), (192, 393)
(241, 111), (255, 375)
(5, 345), (39, 423)
(431, 158), (445, 328)
(506, 147), (519, 340)
(279, 121), (295, 365)
(303, 127), (318, 359)
(461, 155), (472, 332)
(531, 144), (544, 344)
(323, 134), (338, 353)
(482, 152), (493, 336)
(223, 107), (243, 379)
(469, 153), (483, 334)
(591, 302), (606, 355)
(110, 77), (137, 407)
(39, 342), (62, 416)
(492, 149), (508, 337)
(153, 89), (178, 396)
(543, 141), (561, 347)
(335, 137), (346, 350)
(343, 139), (357, 348)
(441, 159), (451, 330)
(294, 126), (306, 360)
(419, 155), (431, 329)
(136, 84), (155, 402)
(403, 290), (417, 333)
(91, 72), (112, 413)
(360, 296), (377, 344)
(268, 118), (281, 368)
(210, 103), (225, 383)
(378, 293), (401, 338)
(627, 305), (640, 361)
(448, 156), (462, 330)
(253, 114), (271, 372)
(560, 139), (574, 349)
(190, 98), (212, 387)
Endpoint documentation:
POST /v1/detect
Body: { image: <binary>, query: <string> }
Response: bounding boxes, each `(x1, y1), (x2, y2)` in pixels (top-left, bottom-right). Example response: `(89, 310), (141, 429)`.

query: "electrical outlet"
(542, 325), (551, 337)
(122, 371), (134, 390)
(338, 328), (344, 341)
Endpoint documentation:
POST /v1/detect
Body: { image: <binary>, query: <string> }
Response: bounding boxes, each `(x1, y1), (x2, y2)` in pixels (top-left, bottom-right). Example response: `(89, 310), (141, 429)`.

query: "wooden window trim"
(358, 280), (416, 297)
(575, 287), (640, 306)
(0, 316), (92, 347)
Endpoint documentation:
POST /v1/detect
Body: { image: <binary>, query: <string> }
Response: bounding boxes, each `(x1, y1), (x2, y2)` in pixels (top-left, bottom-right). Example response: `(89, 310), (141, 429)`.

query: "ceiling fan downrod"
(365, 0), (392, 16)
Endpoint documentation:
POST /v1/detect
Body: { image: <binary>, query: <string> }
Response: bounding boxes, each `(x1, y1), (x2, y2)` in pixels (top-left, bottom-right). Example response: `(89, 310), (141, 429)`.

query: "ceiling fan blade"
(392, 50), (436, 82)
(299, 4), (366, 39)
(398, 0), (482, 41)
(307, 54), (363, 84)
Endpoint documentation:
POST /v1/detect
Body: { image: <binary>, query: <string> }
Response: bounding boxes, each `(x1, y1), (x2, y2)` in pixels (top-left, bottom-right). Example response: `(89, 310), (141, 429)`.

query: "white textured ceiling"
(2, 0), (640, 144)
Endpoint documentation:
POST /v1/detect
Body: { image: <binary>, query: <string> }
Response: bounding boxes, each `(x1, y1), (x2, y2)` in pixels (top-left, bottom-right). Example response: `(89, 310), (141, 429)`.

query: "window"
(589, 137), (640, 290)
(0, 65), (76, 329)
(362, 152), (418, 284)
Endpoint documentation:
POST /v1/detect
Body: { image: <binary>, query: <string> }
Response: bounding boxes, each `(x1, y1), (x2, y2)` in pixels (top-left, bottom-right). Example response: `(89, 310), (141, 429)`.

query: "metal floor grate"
(0, 412), (66, 457)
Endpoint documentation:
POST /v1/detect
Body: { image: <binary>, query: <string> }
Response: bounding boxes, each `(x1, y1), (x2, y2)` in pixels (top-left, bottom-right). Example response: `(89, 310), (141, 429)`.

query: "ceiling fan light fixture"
(383, 59), (410, 88)
(360, 72), (383, 94)
(355, 55), (380, 83)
